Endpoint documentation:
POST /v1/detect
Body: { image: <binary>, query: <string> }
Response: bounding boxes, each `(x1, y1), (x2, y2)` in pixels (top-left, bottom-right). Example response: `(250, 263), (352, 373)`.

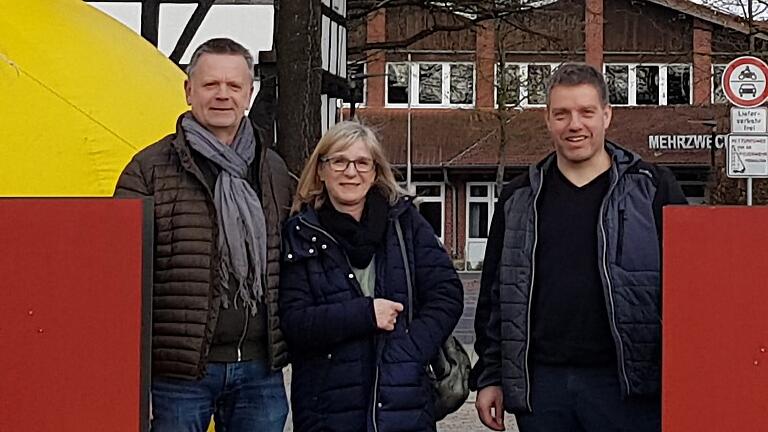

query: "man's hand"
(476, 385), (505, 430)
(373, 299), (403, 331)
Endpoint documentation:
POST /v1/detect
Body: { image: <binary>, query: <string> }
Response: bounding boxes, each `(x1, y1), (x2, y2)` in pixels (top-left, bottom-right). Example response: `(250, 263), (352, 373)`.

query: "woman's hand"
(373, 299), (403, 331)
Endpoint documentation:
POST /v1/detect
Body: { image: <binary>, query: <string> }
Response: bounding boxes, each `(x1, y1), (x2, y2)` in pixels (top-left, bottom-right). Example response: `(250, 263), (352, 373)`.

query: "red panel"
(0, 199), (148, 432)
(663, 207), (768, 432)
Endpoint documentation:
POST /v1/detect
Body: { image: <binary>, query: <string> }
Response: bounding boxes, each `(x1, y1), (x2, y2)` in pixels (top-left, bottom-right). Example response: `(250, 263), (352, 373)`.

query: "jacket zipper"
(180, 150), (218, 377)
(599, 171), (631, 396)
(524, 169), (545, 411)
(372, 366), (381, 432)
(299, 215), (380, 429)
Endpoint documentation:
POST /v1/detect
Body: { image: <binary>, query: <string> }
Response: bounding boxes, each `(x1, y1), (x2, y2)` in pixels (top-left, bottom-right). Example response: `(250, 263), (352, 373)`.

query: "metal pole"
(749, 0), (756, 54)
(406, 53), (413, 193)
(747, 178), (753, 206)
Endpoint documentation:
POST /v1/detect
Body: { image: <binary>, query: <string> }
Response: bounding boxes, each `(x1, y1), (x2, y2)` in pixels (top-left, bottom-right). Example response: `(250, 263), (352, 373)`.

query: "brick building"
(346, 0), (767, 269)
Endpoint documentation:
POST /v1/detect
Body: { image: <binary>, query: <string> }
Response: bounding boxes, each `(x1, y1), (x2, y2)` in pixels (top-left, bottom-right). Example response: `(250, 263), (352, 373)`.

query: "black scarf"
(318, 189), (389, 269)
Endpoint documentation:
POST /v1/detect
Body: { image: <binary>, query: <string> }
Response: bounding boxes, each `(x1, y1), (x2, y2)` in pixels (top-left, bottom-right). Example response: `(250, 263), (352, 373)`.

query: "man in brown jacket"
(114, 38), (294, 432)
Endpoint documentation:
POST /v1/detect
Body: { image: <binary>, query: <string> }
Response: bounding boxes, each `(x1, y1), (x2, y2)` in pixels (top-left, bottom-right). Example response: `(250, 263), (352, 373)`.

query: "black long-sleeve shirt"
(531, 165), (615, 365)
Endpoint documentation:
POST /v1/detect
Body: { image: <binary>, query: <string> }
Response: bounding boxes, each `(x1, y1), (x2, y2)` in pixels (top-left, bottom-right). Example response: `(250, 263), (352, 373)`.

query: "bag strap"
(394, 219), (414, 326)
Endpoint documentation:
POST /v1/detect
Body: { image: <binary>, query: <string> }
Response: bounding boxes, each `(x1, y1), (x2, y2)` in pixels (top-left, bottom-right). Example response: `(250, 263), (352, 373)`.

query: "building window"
(419, 64), (443, 104)
(344, 62), (365, 106)
(666, 65), (691, 105)
(467, 185), (491, 238)
(605, 65), (629, 105)
(527, 64), (552, 105)
(712, 64), (727, 104)
(450, 64), (474, 104)
(387, 63), (409, 104)
(672, 167), (709, 205)
(636, 65), (660, 105)
(604, 64), (691, 106)
(495, 63), (556, 106)
(386, 62), (475, 107)
(466, 182), (498, 271)
(496, 64), (521, 106)
(414, 183), (445, 241)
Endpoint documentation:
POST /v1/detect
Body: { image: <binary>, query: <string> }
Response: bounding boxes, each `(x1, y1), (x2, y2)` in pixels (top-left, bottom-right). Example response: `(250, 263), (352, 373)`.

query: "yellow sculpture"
(0, 0), (188, 196)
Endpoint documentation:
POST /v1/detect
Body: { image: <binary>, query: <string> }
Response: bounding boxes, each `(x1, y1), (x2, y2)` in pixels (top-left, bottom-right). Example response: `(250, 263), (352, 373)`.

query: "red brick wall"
(476, 23), (496, 109)
(693, 19), (713, 106)
(366, 10), (386, 108)
(585, 0), (603, 69)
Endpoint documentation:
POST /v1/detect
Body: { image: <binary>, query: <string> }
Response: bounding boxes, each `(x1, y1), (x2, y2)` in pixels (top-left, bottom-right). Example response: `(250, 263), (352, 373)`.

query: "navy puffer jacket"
(280, 197), (463, 432)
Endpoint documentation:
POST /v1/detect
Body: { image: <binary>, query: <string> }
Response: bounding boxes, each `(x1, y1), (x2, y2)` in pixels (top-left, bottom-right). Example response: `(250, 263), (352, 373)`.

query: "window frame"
(413, 182), (446, 242)
(603, 63), (693, 106)
(385, 62), (476, 108)
(465, 182), (498, 240)
(385, 62), (410, 107)
(494, 62), (560, 107)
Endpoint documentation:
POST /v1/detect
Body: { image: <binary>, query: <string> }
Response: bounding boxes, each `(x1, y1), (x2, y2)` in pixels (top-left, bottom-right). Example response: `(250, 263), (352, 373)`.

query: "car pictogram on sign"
(740, 83), (757, 97)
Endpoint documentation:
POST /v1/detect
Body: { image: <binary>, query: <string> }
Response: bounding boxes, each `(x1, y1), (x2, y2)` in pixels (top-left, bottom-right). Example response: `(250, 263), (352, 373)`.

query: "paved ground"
(284, 273), (521, 431)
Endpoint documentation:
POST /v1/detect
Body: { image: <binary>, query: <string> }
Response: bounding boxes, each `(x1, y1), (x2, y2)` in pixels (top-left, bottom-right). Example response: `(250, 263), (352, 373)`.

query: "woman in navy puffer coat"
(279, 121), (463, 432)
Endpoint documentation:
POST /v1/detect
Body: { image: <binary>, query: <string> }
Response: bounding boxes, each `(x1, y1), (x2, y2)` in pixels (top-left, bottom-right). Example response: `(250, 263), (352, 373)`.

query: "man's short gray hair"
(546, 63), (609, 107)
(186, 38), (254, 80)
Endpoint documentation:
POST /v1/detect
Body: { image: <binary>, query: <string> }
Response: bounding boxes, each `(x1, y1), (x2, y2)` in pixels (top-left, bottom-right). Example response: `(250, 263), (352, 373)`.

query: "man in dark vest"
(115, 38), (294, 431)
(471, 63), (687, 432)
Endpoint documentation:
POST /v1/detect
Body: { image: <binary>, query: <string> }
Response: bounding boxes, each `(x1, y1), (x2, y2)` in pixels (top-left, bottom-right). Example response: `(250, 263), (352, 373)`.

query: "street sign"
(730, 107), (768, 133)
(722, 56), (768, 108)
(727, 135), (768, 177)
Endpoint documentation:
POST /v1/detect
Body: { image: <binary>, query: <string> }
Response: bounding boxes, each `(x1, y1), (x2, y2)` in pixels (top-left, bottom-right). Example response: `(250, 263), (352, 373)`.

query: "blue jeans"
(151, 360), (288, 432)
(516, 364), (660, 432)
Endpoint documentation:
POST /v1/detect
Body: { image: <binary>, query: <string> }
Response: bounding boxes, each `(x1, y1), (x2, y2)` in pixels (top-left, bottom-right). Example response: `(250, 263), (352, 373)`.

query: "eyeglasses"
(321, 156), (375, 173)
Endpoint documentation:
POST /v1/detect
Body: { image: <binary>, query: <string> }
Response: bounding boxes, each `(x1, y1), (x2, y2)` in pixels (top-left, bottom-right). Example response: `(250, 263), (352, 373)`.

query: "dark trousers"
(516, 364), (660, 432)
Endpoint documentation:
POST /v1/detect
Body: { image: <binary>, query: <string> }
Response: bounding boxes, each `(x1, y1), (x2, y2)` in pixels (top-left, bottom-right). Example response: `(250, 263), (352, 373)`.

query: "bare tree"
(348, 1), (560, 54)
(275, 0), (323, 174)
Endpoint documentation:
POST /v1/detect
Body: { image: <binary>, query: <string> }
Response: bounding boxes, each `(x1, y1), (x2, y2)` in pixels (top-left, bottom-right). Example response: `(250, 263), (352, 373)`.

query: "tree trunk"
(275, 0), (323, 175)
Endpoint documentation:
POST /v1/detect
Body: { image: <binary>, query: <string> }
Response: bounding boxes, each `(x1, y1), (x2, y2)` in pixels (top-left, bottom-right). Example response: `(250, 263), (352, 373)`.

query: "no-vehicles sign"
(722, 56), (768, 108)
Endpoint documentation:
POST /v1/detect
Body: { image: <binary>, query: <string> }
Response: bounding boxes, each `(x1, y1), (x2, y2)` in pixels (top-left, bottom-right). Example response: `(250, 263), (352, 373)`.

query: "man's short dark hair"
(186, 38), (254, 80)
(546, 63), (609, 107)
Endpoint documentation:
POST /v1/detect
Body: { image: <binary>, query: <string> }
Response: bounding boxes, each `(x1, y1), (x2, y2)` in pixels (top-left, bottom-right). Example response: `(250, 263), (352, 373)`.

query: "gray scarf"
(182, 113), (267, 314)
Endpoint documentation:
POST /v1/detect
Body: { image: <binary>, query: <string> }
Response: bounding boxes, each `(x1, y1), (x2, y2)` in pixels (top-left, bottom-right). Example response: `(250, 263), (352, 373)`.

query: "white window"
(604, 64), (692, 106)
(495, 63), (522, 106)
(495, 63), (557, 107)
(386, 63), (410, 105)
(712, 64), (727, 104)
(386, 62), (475, 108)
(414, 183), (445, 242)
(465, 182), (498, 271)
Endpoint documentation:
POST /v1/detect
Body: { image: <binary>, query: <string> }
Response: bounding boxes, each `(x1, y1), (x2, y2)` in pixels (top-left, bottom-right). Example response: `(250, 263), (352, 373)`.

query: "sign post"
(723, 56), (768, 205)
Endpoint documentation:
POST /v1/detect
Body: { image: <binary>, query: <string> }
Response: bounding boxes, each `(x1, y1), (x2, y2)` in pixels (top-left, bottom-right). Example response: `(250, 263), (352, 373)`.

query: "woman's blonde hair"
(291, 120), (406, 214)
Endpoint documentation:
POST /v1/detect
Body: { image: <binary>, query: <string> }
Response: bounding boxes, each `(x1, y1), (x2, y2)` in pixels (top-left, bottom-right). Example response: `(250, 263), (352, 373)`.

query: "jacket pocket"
(616, 208), (625, 266)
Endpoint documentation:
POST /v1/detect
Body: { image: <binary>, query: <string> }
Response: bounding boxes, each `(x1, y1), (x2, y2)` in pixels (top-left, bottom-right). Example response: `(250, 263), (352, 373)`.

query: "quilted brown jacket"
(114, 114), (294, 378)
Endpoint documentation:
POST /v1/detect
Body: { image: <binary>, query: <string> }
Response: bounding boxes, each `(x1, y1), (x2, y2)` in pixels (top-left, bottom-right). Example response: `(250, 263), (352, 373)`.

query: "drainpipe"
(443, 166), (458, 259)
(406, 53), (413, 193)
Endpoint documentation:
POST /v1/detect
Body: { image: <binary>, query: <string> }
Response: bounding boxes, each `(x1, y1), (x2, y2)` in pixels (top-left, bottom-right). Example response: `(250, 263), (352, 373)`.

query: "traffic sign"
(730, 107), (768, 134)
(722, 56), (768, 108)
(727, 135), (768, 177)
